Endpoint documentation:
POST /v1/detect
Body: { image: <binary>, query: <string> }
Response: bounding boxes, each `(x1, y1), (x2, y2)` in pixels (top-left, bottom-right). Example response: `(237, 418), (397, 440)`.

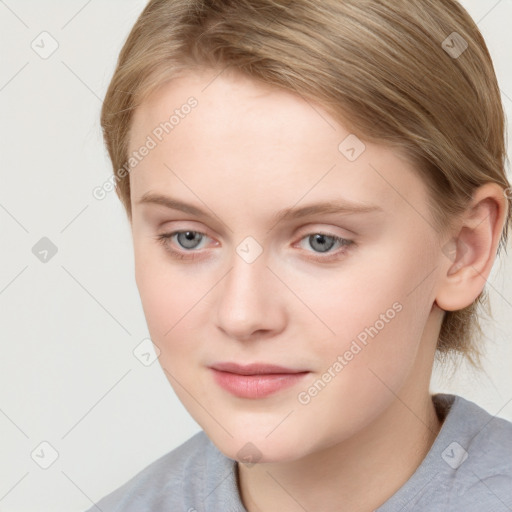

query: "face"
(128, 67), (444, 463)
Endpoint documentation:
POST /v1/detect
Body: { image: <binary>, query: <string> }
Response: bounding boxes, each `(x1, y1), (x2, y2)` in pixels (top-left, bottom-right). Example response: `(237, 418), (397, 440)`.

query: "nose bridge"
(215, 242), (281, 338)
(223, 245), (270, 309)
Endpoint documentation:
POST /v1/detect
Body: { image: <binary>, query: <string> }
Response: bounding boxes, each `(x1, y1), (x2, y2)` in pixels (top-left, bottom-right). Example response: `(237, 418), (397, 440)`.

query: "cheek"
(305, 239), (435, 366)
(293, 277), (434, 443)
(133, 242), (201, 345)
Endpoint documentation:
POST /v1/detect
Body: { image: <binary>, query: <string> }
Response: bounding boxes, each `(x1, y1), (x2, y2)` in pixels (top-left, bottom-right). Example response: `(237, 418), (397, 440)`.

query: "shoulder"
(420, 394), (512, 511)
(84, 430), (218, 512)
(442, 394), (512, 507)
(438, 394), (512, 471)
(378, 394), (512, 512)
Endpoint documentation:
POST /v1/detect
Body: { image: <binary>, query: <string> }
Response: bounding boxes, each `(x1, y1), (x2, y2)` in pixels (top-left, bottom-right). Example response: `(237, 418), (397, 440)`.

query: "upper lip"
(210, 362), (308, 375)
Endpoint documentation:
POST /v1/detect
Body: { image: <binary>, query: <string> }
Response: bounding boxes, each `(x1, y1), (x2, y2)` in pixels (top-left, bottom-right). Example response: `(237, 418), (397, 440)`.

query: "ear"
(435, 183), (509, 311)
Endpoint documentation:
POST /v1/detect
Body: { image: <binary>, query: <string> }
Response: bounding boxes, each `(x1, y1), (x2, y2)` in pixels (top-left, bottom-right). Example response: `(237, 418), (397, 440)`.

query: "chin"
(205, 425), (310, 465)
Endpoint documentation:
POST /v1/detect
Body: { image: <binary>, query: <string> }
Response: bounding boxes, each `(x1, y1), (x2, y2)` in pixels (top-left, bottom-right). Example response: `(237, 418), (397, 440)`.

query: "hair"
(101, 0), (511, 367)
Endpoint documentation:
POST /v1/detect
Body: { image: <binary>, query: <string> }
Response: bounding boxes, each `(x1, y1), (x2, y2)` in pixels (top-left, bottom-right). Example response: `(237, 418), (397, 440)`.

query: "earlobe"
(435, 183), (508, 312)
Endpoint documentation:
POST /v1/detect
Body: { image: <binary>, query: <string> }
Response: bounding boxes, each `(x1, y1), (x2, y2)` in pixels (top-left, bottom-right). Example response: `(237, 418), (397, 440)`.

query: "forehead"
(130, 67), (337, 154)
(128, 68), (429, 224)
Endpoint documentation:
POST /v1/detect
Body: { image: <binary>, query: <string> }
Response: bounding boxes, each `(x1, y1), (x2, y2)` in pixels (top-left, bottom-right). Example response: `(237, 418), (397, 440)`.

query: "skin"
(126, 67), (508, 511)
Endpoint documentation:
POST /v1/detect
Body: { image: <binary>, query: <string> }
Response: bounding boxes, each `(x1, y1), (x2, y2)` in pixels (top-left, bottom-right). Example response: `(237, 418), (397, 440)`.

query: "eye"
(154, 229), (354, 262)
(295, 232), (354, 261)
(154, 230), (212, 260)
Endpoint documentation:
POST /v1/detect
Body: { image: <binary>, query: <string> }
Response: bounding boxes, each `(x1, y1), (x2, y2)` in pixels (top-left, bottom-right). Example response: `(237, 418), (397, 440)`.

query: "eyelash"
(154, 229), (354, 263)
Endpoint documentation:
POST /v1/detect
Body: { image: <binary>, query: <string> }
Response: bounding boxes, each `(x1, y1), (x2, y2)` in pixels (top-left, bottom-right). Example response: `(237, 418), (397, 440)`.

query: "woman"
(87, 0), (512, 510)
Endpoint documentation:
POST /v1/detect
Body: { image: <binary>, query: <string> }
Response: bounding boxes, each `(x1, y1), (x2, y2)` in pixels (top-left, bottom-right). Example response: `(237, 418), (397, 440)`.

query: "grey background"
(0, 1), (511, 510)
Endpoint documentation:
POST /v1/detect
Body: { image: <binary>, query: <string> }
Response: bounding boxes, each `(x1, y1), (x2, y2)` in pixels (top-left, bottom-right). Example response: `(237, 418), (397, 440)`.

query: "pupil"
(311, 234), (334, 253)
(179, 231), (200, 249)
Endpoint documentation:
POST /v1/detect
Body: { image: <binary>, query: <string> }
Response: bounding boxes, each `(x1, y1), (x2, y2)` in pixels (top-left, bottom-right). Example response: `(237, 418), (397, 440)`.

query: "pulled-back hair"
(100, 0), (511, 366)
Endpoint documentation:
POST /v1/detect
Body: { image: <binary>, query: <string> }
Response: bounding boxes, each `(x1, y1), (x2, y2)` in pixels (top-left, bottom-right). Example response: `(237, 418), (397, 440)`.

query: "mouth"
(209, 362), (310, 399)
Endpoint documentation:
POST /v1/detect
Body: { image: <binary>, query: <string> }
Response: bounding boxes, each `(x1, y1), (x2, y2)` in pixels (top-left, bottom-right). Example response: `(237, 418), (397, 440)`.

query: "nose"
(215, 247), (286, 341)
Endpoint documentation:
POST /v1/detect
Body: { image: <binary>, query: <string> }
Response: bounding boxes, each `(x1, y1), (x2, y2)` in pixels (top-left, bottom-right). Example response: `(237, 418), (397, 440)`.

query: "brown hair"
(100, 0), (511, 367)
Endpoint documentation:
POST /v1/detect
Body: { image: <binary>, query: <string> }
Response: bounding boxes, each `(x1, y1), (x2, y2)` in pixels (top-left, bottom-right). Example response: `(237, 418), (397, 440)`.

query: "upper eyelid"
(157, 220), (354, 239)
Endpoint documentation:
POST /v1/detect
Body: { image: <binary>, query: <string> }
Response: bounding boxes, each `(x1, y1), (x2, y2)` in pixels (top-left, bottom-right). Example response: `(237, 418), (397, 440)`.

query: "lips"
(209, 362), (310, 399)
(210, 361), (307, 375)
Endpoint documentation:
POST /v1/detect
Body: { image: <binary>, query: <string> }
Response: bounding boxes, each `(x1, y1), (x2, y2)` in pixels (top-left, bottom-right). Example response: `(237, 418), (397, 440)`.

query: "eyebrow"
(137, 192), (383, 224)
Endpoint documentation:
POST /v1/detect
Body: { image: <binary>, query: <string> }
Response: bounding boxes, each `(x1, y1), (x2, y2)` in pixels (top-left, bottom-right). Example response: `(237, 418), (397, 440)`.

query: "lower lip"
(210, 369), (309, 399)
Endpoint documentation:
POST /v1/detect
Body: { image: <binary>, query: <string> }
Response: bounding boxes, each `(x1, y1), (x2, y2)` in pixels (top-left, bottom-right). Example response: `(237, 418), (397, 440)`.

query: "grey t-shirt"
(85, 394), (512, 511)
